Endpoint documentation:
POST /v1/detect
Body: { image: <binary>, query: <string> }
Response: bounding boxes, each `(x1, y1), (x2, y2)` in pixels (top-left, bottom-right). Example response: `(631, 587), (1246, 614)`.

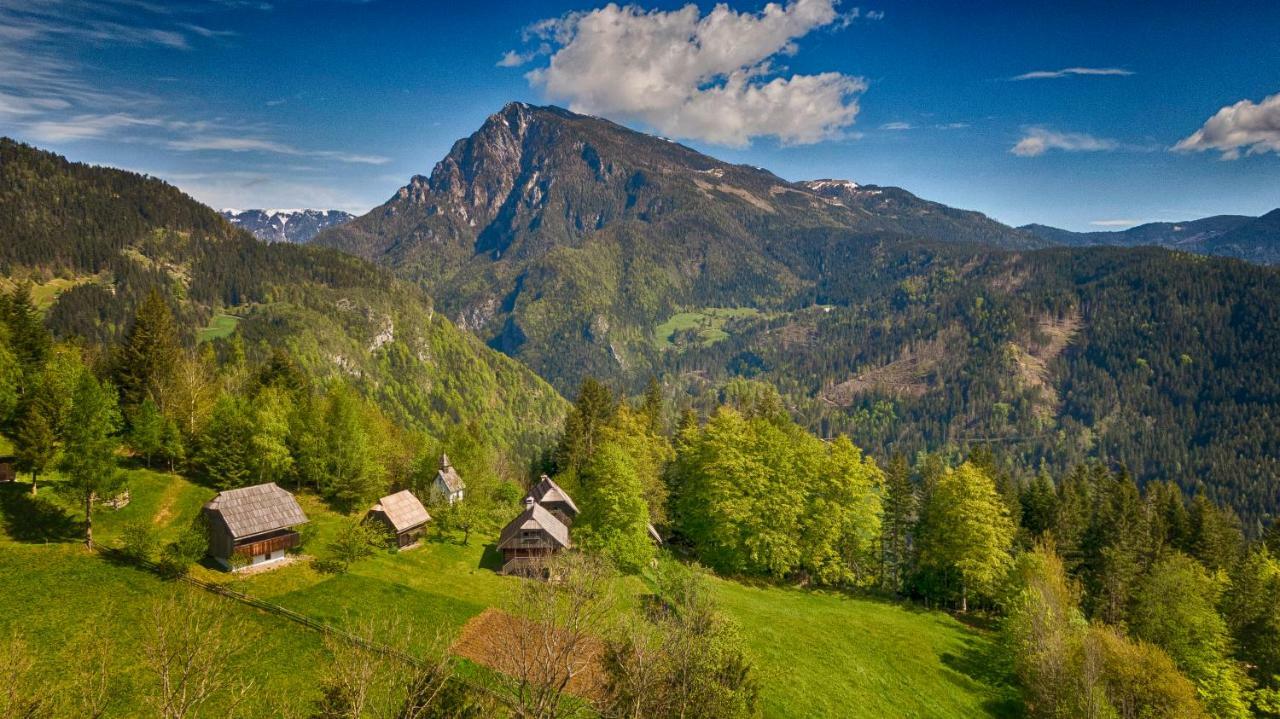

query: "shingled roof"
(436, 454), (464, 494)
(370, 490), (431, 533)
(204, 483), (308, 540)
(498, 501), (571, 550)
(529, 474), (579, 515)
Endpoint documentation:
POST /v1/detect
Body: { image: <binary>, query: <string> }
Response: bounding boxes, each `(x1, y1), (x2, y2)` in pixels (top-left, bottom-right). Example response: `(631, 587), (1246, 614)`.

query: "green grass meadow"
(0, 468), (1017, 718)
(197, 312), (242, 342)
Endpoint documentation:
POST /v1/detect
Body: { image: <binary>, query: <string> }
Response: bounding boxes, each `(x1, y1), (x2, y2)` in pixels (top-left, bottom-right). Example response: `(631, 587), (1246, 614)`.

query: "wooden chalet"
(0, 455), (14, 483)
(367, 489), (431, 548)
(431, 454), (465, 505)
(528, 474), (579, 526)
(497, 497), (572, 578)
(203, 483), (308, 571)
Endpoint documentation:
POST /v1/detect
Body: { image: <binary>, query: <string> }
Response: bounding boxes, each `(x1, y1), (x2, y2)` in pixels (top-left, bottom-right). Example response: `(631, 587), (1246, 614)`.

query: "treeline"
(548, 373), (1280, 718)
(660, 240), (1280, 532)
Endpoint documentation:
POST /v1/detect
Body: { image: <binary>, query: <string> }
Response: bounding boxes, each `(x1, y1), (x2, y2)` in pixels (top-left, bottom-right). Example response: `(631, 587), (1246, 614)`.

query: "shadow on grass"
(941, 634), (1023, 718)
(478, 543), (503, 572)
(0, 483), (81, 542)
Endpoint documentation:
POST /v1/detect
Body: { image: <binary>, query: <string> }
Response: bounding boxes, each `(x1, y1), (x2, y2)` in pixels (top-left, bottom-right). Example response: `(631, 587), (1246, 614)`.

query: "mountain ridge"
(220, 208), (355, 244)
(1021, 212), (1280, 264)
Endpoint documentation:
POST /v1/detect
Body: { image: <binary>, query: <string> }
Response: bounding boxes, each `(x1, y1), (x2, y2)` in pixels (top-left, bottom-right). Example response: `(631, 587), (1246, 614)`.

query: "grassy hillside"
(1, 471), (1015, 718)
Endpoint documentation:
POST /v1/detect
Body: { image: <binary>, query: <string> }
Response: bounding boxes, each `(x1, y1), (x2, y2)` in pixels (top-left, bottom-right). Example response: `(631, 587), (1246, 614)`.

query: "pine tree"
(14, 398), (56, 495)
(115, 288), (181, 411)
(880, 453), (916, 594)
(59, 372), (122, 548)
(640, 376), (664, 435)
(1, 283), (51, 389)
(128, 399), (166, 467)
(194, 395), (256, 490)
(554, 377), (616, 475)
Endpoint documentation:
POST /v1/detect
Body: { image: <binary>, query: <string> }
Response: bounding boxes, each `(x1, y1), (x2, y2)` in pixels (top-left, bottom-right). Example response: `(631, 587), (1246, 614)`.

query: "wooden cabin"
(367, 489), (430, 548)
(203, 483), (308, 571)
(431, 453), (465, 505)
(0, 456), (15, 483)
(528, 474), (579, 526)
(497, 497), (571, 578)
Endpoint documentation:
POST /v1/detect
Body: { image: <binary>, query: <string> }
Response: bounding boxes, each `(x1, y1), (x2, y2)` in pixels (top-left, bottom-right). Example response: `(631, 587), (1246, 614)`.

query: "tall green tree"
(128, 398), (166, 467)
(13, 397), (56, 494)
(554, 377), (616, 475)
(1130, 553), (1251, 719)
(115, 288), (181, 411)
(880, 453), (916, 593)
(59, 372), (122, 548)
(1188, 494), (1244, 573)
(321, 385), (386, 509)
(916, 462), (1015, 611)
(1, 282), (51, 391)
(193, 395), (256, 490)
(576, 439), (656, 573)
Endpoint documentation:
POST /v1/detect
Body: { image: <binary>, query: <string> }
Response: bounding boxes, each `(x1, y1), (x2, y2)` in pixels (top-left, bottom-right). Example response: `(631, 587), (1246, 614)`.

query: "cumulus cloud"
(1011, 67), (1133, 81)
(1173, 92), (1280, 160)
(1012, 127), (1118, 157)
(516, 0), (867, 146)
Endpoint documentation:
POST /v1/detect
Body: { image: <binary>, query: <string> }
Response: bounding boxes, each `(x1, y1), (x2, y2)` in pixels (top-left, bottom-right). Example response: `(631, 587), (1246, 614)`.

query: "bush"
(119, 520), (158, 565)
(313, 557), (347, 575)
(156, 523), (208, 578)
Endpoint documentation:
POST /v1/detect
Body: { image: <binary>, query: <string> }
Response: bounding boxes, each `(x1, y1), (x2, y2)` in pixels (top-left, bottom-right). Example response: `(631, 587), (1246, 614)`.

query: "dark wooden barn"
(366, 489), (431, 548)
(497, 497), (572, 578)
(203, 483), (308, 571)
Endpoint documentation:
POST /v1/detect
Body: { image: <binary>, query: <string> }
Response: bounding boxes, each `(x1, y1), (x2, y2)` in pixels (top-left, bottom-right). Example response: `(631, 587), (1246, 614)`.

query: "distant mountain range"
(220, 208), (354, 244)
(313, 103), (1280, 527)
(1022, 211), (1280, 265)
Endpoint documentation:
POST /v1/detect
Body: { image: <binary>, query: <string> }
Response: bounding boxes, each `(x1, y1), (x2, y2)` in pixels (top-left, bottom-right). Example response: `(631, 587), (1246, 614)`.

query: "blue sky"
(1, 0), (1277, 230)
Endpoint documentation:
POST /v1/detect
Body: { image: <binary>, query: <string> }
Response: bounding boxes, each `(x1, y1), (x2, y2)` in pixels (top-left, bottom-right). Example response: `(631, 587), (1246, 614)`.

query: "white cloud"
(880, 121), (912, 130)
(520, 0), (867, 146)
(1012, 127), (1118, 157)
(1090, 219), (1141, 228)
(167, 135), (390, 164)
(1173, 92), (1280, 160)
(1011, 67), (1133, 81)
(497, 50), (532, 68)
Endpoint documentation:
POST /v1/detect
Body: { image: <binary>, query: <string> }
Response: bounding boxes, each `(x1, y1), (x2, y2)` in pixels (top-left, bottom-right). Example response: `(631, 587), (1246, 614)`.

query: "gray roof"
(498, 501), (571, 550)
(370, 489), (431, 533)
(204, 483), (308, 539)
(529, 475), (579, 515)
(436, 455), (464, 494)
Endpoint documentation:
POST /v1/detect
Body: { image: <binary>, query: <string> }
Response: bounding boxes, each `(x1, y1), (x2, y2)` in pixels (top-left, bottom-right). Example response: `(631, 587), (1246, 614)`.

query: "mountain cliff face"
(1022, 212), (1280, 265)
(220, 208), (354, 244)
(317, 102), (1039, 387)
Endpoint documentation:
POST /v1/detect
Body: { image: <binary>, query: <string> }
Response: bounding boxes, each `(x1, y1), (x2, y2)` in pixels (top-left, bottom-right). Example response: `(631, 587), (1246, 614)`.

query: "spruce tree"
(880, 453), (916, 594)
(14, 399), (56, 495)
(59, 372), (122, 548)
(115, 288), (181, 411)
(2, 282), (51, 391)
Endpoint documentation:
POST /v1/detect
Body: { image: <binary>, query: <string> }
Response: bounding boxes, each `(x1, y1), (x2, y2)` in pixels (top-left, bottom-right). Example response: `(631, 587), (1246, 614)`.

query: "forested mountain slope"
(315, 103), (1042, 389)
(0, 138), (565, 457)
(315, 104), (1280, 529)
(1023, 211), (1280, 265)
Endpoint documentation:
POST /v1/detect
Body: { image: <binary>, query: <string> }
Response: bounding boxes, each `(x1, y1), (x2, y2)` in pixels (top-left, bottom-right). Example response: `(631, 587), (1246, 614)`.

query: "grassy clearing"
(714, 579), (1018, 719)
(197, 312), (241, 342)
(2, 470), (1015, 718)
(0, 273), (107, 309)
(653, 307), (767, 349)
